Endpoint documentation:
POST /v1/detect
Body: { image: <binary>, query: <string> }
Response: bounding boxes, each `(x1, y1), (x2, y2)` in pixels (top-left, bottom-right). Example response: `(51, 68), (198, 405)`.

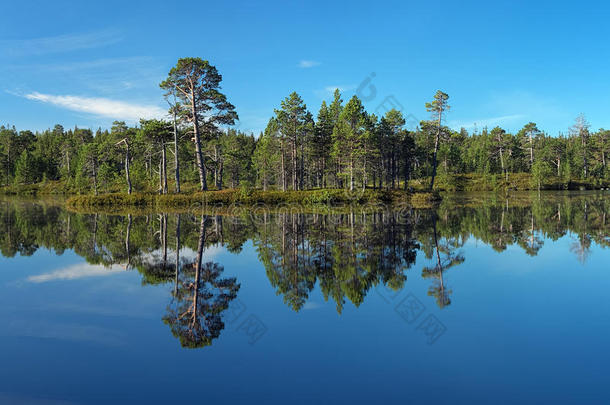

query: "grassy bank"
(0, 181), (75, 196)
(65, 188), (444, 211)
(4, 172), (608, 212)
(409, 173), (610, 192)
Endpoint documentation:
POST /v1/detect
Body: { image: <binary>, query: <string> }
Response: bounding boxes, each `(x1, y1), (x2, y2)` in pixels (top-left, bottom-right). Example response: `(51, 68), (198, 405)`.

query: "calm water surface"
(0, 192), (609, 404)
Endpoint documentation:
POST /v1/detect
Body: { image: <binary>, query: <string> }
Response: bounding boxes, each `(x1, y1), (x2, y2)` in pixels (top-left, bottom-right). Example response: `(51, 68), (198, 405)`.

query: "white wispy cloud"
(324, 85), (355, 93)
(0, 29), (122, 57)
(24, 92), (166, 121)
(298, 60), (321, 68)
(28, 245), (224, 284)
(27, 263), (125, 283)
(314, 85), (356, 98)
(18, 56), (153, 72)
(303, 302), (323, 310)
(449, 114), (525, 130)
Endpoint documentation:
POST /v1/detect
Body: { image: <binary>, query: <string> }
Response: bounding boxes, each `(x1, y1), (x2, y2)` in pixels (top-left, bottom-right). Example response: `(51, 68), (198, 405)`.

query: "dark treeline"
(1, 59), (609, 194)
(2, 193), (608, 316)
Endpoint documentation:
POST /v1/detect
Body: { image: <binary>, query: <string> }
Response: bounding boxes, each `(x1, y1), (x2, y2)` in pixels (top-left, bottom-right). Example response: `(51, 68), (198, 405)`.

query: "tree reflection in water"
(1, 192), (608, 347)
(421, 215), (464, 308)
(163, 216), (240, 348)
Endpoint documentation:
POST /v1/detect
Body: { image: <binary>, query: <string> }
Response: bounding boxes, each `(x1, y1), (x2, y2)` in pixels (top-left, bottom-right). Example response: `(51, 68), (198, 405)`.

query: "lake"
(0, 192), (609, 404)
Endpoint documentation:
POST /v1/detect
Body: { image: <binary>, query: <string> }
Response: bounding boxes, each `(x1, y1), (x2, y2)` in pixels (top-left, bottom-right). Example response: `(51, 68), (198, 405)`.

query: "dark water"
(0, 192), (609, 404)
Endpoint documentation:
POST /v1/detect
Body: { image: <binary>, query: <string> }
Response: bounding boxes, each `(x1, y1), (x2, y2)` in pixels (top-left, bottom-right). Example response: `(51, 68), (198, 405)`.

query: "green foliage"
(2, 60), (610, 200)
(14, 150), (41, 185)
(531, 160), (553, 190)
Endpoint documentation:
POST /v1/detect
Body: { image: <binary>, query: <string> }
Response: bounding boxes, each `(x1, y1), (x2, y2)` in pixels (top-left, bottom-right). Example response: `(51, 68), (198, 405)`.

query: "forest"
(1, 58), (609, 198)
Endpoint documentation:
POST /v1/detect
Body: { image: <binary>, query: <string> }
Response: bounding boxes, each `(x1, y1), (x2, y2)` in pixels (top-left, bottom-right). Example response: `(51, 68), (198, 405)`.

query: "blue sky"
(1, 0), (609, 135)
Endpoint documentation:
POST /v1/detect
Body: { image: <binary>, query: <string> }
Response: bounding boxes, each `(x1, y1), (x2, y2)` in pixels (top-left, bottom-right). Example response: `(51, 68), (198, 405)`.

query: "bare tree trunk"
(529, 131), (534, 170)
(173, 110), (180, 193)
(190, 88), (207, 191)
(430, 114), (442, 191)
(499, 146), (507, 181)
(218, 161), (223, 189)
(213, 144), (219, 189)
(158, 157), (163, 193)
(159, 140), (168, 194)
(162, 141), (168, 194)
(556, 157), (561, 176)
(125, 142), (132, 195)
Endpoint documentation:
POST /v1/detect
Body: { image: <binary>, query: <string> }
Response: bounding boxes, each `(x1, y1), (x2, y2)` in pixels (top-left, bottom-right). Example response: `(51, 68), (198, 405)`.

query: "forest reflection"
(1, 192), (608, 348)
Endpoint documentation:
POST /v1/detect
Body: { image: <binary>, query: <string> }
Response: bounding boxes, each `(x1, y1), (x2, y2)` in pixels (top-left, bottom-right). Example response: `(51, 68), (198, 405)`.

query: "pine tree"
(275, 92), (310, 191)
(160, 58), (238, 191)
(253, 120), (280, 191)
(569, 114), (590, 179)
(490, 126), (510, 181)
(425, 90), (450, 191)
(332, 95), (367, 191)
(311, 101), (333, 188)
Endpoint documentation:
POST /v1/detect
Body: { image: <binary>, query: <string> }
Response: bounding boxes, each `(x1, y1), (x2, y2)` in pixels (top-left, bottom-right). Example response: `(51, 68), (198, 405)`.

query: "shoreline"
(64, 189), (442, 210)
(1, 173), (608, 212)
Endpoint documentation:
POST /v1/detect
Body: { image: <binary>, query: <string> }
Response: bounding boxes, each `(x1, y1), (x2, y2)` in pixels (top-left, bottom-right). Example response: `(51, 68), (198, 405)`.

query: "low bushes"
(66, 188), (423, 210)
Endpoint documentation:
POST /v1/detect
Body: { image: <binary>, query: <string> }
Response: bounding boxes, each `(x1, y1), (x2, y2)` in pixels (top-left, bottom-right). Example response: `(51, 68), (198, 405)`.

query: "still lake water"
(0, 192), (609, 404)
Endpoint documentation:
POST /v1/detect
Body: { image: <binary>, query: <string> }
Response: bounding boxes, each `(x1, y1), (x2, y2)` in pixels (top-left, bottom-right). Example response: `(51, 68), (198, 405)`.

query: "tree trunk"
(430, 113), (442, 191)
(218, 161), (223, 189)
(159, 158), (163, 193)
(556, 156), (561, 176)
(125, 142), (132, 195)
(292, 140), (297, 190)
(391, 153), (396, 189)
(499, 146), (507, 182)
(173, 110), (180, 193)
(362, 153), (367, 191)
(190, 88), (207, 191)
(92, 160), (98, 196)
(322, 157), (326, 188)
(281, 140), (286, 192)
(403, 154), (409, 190)
(161, 140), (168, 194)
(349, 154), (354, 191)
(582, 133), (588, 179)
(213, 145), (218, 189)
(214, 144), (223, 190)
(300, 139), (304, 190)
(529, 131), (534, 170)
